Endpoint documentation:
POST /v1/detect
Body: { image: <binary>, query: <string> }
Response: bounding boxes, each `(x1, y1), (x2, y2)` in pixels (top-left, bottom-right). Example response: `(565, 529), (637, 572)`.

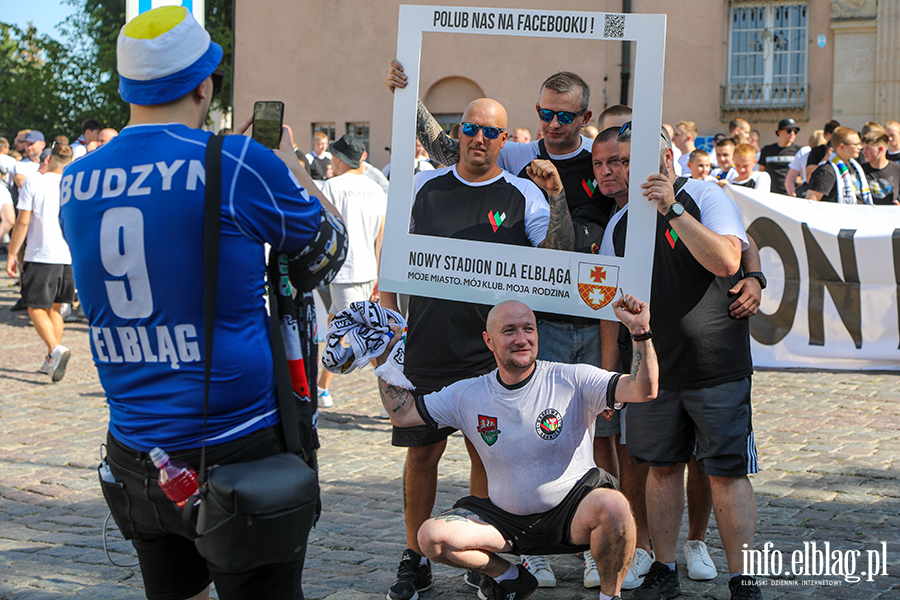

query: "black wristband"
(631, 330), (652, 341)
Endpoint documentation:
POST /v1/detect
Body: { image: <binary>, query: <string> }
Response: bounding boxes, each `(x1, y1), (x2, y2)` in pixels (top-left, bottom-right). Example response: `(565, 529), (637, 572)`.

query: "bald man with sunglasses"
(379, 97), (572, 600)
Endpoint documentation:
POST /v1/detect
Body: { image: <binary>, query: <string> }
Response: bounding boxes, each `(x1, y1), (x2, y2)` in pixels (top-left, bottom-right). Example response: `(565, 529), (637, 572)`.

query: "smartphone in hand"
(252, 101), (284, 149)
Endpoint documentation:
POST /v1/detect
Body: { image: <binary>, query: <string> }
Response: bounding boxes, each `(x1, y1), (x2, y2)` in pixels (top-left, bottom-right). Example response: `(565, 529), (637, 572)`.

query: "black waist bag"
(194, 453), (318, 572)
(190, 134), (320, 572)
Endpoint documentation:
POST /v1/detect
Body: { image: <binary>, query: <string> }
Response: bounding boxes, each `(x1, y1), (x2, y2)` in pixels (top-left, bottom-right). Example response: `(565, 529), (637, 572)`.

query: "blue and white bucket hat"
(117, 6), (223, 106)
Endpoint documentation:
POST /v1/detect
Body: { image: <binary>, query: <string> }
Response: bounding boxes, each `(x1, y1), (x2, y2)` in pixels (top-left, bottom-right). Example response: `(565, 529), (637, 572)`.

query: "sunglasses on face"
(537, 107), (586, 125)
(619, 121), (670, 142)
(212, 69), (225, 95)
(460, 122), (506, 140)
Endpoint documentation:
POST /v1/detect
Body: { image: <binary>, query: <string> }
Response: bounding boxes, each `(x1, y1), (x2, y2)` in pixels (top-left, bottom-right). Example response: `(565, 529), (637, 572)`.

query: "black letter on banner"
(894, 229), (900, 349)
(803, 224), (862, 349)
(747, 217), (799, 345)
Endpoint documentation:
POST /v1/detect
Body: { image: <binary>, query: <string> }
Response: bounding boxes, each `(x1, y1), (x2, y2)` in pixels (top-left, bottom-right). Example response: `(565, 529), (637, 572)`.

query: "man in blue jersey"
(59, 7), (346, 600)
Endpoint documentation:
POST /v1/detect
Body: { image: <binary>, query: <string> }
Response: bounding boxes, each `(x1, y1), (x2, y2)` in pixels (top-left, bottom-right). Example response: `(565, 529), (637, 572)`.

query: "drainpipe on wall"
(620, 0), (632, 106)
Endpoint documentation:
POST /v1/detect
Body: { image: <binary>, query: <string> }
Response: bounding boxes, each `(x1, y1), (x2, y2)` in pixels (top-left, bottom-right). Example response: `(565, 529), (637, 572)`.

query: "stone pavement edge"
(0, 274), (898, 599)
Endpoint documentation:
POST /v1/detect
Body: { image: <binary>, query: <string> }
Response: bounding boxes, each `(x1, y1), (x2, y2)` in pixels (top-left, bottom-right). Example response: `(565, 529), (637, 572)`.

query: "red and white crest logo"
(577, 263), (619, 310)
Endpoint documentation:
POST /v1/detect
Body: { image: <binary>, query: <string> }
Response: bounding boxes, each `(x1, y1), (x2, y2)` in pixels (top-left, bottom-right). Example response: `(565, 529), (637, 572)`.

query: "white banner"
(725, 186), (900, 370)
(380, 6), (667, 319)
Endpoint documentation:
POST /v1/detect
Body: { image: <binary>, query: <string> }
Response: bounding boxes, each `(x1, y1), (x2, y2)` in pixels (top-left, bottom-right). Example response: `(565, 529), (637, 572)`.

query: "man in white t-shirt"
(375, 297), (658, 600)
(672, 121), (698, 178)
(0, 182), (14, 247)
(11, 131), (45, 191)
(316, 134), (387, 407)
(5, 144), (75, 382)
(70, 119), (101, 159)
(0, 137), (17, 186)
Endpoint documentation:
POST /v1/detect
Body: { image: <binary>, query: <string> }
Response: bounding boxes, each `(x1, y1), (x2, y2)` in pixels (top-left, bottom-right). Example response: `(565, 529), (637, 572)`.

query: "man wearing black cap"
(316, 134), (387, 408)
(758, 118), (801, 195)
(11, 130), (46, 191)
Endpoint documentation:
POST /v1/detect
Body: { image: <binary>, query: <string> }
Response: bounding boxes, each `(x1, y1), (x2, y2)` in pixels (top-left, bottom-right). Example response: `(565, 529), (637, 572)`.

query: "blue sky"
(3, 0), (79, 39)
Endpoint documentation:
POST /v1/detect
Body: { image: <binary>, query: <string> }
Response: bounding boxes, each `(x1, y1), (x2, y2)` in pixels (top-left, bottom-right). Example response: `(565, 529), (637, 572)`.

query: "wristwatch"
(664, 202), (684, 221)
(744, 271), (767, 289)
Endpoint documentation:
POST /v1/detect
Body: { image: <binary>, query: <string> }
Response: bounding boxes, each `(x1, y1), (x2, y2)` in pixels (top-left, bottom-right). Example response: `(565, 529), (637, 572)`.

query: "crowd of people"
(1, 121), (120, 383)
(657, 116), (900, 205)
(4, 6), (899, 600)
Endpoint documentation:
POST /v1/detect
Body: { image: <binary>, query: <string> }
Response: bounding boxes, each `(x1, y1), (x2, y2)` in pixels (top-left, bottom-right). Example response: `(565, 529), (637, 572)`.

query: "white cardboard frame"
(382, 5), (666, 318)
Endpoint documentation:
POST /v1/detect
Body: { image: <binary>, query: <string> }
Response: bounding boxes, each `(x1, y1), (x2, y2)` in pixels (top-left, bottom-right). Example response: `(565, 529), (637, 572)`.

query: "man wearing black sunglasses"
(386, 62), (612, 221)
(379, 96), (573, 600)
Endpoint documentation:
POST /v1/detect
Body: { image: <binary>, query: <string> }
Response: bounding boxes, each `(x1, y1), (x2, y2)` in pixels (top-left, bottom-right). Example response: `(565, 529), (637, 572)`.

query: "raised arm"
(374, 325), (425, 428)
(643, 174), (742, 277)
(385, 60), (461, 166)
(611, 294), (658, 405)
(527, 159), (574, 251)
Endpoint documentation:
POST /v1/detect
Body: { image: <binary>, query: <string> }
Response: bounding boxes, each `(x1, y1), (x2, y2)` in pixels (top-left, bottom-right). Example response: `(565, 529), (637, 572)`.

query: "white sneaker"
(38, 356), (52, 375)
(379, 408), (390, 419)
(684, 539), (717, 580)
(583, 550), (600, 588)
(317, 389), (333, 408)
(622, 547), (654, 590)
(49, 345), (69, 383)
(521, 555), (555, 587)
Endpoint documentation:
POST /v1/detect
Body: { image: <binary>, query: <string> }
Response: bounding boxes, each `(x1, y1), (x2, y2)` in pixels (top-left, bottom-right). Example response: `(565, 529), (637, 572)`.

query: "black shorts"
(21, 262), (74, 309)
(453, 468), (618, 555)
(101, 427), (297, 600)
(625, 378), (758, 477)
(392, 423), (457, 447)
(392, 387), (457, 447)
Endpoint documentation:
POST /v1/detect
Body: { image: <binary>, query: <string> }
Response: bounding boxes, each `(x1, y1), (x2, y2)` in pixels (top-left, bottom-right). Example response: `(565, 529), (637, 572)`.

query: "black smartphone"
(252, 101), (284, 149)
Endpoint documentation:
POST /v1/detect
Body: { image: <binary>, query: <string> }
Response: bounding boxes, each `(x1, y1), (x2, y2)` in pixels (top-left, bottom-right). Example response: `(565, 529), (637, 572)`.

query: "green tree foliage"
(0, 0), (233, 142)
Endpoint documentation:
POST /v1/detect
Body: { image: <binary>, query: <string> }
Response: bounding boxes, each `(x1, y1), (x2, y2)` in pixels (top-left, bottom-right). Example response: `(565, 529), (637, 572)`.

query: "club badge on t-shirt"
(477, 415), (501, 446)
(536, 408), (563, 440)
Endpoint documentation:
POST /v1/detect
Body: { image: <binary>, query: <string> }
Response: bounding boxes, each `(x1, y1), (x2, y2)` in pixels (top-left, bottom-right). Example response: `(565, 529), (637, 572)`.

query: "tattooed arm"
(527, 159), (575, 251)
(374, 324), (426, 428)
(385, 60), (461, 166)
(416, 99), (460, 166)
(610, 294), (658, 404)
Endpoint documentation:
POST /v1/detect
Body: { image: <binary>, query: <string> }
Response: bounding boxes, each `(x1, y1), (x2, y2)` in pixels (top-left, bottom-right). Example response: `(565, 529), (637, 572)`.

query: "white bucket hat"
(117, 5), (223, 106)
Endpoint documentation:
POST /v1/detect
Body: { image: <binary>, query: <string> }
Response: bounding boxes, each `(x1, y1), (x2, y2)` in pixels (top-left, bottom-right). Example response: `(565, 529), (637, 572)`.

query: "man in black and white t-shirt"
(861, 129), (900, 205)
(379, 97), (573, 600)
(375, 297), (659, 600)
(600, 125), (765, 600)
(758, 118), (800, 195)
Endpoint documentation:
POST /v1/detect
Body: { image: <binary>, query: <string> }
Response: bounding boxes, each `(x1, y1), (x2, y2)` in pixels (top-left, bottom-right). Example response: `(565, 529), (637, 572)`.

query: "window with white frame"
(724, 1), (808, 110)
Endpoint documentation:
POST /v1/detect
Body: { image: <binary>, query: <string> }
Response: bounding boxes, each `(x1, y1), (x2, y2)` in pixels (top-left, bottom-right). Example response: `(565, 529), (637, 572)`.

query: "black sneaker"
(387, 549), (433, 600)
(464, 569), (492, 595)
(632, 561), (680, 600)
(729, 575), (763, 600)
(477, 564), (538, 600)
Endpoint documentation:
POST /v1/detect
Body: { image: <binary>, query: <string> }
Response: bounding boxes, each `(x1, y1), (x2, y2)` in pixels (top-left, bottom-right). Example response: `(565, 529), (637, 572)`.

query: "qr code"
(604, 14), (625, 38)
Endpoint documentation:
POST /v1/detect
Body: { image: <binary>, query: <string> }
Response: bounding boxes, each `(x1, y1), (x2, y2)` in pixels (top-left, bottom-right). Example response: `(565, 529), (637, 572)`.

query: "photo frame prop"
(381, 5), (666, 318)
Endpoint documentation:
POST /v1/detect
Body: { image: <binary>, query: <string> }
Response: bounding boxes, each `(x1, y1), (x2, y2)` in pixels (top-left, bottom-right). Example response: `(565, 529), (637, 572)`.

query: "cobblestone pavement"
(0, 275), (898, 599)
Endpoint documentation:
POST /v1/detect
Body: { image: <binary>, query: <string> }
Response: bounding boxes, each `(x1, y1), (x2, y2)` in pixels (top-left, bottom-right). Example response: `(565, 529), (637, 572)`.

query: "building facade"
(234, 0), (900, 168)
